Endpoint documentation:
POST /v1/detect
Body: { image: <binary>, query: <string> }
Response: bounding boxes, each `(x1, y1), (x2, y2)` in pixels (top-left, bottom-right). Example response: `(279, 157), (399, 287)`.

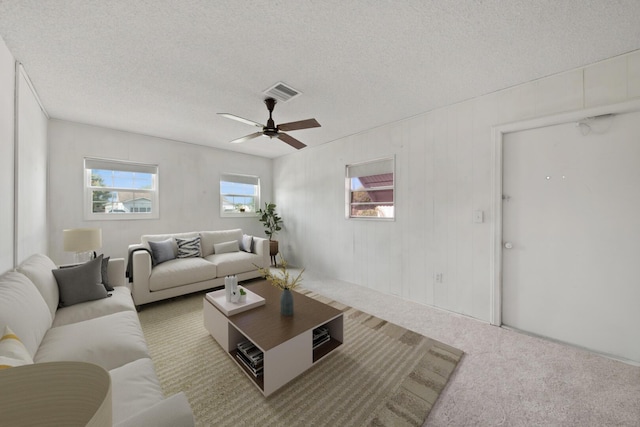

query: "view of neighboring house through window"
(84, 158), (159, 220)
(346, 156), (395, 219)
(220, 173), (260, 216)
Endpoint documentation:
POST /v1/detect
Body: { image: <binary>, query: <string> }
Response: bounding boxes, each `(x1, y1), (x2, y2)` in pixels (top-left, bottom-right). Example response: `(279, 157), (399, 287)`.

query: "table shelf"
(203, 281), (343, 396)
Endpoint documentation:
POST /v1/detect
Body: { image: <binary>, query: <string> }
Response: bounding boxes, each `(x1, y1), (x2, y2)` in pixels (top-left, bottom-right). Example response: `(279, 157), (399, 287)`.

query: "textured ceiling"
(1, 1), (640, 158)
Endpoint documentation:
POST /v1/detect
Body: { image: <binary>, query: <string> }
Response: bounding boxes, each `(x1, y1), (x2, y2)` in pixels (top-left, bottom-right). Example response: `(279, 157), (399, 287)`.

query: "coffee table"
(203, 280), (344, 396)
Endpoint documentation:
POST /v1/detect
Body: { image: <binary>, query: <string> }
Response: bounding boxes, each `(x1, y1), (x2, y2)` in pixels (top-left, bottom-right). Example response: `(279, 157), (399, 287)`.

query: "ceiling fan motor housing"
(264, 98), (279, 137)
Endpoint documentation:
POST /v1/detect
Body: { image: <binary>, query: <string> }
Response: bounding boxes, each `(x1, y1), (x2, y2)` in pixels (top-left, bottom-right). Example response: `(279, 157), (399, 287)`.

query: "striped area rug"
(138, 287), (462, 427)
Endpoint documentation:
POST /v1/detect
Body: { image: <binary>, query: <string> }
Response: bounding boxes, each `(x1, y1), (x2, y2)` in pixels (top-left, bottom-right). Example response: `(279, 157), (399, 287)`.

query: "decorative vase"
(280, 288), (293, 316)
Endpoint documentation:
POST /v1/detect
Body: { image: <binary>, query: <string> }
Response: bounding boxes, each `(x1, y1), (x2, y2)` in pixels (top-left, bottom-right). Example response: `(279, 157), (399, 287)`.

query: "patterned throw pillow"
(0, 326), (33, 369)
(176, 236), (202, 258)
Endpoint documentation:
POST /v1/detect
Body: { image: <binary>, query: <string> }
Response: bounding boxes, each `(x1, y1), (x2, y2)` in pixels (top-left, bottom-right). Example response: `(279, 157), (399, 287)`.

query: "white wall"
(274, 49), (640, 322)
(15, 66), (48, 264)
(0, 37), (15, 273)
(0, 37), (48, 271)
(48, 120), (272, 264)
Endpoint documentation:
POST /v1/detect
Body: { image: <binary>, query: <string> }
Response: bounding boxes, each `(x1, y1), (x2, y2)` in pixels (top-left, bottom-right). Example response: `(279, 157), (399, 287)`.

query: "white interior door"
(502, 111), (640, 363)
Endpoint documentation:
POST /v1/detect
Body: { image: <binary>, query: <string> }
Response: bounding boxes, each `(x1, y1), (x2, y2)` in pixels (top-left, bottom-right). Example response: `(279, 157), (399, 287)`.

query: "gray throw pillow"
(149, 238), (175, 265)
(213, 240), (239, 254)
(100, 255), (114, 291)
(241, 234), (253, 253)
(52, 255), (108, 307)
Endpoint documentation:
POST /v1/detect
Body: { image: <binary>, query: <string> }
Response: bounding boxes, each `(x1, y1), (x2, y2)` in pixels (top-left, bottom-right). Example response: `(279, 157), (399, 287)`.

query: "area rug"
(138, 287), (463, 427)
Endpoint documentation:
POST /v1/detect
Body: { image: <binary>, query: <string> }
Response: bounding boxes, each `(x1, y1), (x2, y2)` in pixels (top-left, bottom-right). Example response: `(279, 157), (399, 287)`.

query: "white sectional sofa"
(128, 228), (269, 307)
(0, 254), (194, 426)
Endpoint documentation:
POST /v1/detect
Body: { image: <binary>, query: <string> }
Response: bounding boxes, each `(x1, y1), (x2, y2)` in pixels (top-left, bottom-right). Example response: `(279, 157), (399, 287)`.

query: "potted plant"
(256, 255), (304, 316)
(257, 202), (283, 264)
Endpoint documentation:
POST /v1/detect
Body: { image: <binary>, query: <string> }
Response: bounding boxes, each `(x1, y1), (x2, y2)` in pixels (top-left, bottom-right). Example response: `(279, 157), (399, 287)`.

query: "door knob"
(504, 242), (513, 249)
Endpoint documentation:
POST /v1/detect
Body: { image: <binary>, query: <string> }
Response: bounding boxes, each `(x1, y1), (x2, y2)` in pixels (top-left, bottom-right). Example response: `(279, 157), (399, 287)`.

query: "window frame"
(345, 156), (395, 220)
(220, 173), (261, 218)
(84, 157), (159, 221)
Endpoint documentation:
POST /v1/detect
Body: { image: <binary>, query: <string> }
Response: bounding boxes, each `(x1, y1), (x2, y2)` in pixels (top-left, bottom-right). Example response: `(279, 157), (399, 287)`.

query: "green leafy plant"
(257, 202), (282, 241)
(239, 288), (246, 296)
(256, 255), (304, 291)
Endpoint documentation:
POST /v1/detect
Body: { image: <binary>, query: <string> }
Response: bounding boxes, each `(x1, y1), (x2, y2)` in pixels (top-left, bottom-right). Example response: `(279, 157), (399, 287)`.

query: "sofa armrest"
(114, 392), (194, 427)
(107, 258), (126, 287)
(131, 250), (152, 305)
(252, 236), (270, 268)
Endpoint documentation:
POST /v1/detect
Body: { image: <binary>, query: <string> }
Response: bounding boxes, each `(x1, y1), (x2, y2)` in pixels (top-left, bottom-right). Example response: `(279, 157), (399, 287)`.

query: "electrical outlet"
(435, 273), (443, 283)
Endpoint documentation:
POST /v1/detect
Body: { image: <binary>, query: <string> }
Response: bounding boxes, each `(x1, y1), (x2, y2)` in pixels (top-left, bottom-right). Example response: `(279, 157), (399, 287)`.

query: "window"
(346, 156), (395, 219)
(220, 173), (260, 217)
(84, 158), (159, 220)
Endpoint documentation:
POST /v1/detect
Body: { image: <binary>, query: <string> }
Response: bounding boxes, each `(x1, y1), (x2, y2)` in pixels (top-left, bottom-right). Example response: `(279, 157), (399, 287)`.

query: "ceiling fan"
(218, 98), (320, 150)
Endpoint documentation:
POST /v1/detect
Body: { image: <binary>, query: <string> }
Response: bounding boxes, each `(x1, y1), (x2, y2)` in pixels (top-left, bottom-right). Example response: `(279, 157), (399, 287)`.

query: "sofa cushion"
(35, 311), (149, 371)
(52, 255), (108, 307)
(149, 238), (176, 265)
(214, 240), (239, 254)
(205, 251), (263, 277)
(15, 254), (60, 318)
(0, 326), (33, 369)
(110, 358), (165, 425)
(52, 286), (135, 327)
(149, 257), (217, 292)
(176, 236), (201, 258)
(0, 271), (52, 358)
(200, 229), (243, 257)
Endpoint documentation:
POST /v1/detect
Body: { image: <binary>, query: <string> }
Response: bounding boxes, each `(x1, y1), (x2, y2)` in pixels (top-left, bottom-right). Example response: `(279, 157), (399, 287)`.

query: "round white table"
(0, 361), (111, 426)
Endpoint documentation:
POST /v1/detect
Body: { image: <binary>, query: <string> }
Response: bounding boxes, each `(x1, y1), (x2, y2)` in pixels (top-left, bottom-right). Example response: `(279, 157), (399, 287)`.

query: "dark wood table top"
(226, 280), (342, 351)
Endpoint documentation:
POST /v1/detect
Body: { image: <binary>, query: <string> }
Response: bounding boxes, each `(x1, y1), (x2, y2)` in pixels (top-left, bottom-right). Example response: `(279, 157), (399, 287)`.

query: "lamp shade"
(63, 228), (102, 252)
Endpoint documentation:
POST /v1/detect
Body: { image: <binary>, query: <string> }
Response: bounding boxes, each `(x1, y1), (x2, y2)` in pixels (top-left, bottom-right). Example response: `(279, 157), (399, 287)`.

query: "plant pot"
(280, 288), (293, 316)
(269, 240), (279, 266)
(269, 240), (279, 256)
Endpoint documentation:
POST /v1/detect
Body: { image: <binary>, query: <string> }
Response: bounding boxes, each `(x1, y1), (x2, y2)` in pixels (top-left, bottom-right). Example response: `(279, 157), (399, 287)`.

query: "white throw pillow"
(213, 240), (240, 254)
(0, 325), (33, 369)
(240, 234), (253, 253)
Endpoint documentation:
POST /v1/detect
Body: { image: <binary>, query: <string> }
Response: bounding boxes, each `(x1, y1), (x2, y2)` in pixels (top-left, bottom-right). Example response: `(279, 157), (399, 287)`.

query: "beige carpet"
(138, 286), (463, 427)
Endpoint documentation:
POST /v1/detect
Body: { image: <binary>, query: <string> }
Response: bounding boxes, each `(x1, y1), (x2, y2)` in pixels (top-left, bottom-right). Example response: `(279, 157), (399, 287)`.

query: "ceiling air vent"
(263, 82), (301, 102)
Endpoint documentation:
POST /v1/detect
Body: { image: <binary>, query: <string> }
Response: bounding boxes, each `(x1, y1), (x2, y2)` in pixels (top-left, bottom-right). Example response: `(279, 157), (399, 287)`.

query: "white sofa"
(0, 254), (194, 426)
(128, 228), (269, 307)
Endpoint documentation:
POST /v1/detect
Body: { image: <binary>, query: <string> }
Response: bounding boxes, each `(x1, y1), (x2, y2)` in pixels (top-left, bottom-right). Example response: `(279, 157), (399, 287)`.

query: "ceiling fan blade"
(278, 118), (321, 132)
(218, 113), (264, 128)
(230, 132), (263, 144)
(277, 132), (307, 150)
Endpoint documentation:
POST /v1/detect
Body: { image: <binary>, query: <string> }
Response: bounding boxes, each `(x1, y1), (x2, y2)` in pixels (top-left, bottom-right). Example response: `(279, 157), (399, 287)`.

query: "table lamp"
(63, 228), (102, 263)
